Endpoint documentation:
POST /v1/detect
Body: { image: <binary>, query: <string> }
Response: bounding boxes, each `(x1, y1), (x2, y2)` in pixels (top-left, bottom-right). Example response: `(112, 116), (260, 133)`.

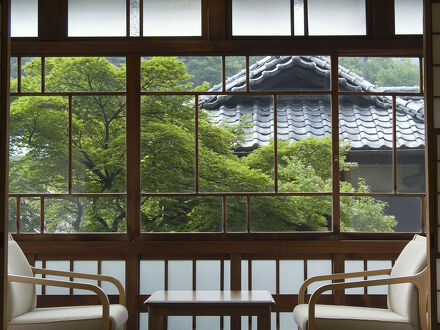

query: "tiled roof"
(200, 56), (425, 150)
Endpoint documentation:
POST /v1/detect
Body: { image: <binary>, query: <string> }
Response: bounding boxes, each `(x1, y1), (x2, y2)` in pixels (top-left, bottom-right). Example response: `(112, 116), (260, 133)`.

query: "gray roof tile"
(200, 56), (425, 150)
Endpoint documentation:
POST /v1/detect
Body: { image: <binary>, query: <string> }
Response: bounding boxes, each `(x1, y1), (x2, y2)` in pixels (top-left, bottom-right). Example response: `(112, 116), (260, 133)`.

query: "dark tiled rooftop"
(201, 56), (424, 150)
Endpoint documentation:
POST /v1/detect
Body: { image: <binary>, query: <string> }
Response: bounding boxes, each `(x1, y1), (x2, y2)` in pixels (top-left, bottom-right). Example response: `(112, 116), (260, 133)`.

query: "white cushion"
(8, 304), (128, 330)
(7, 239), (36, 321)
(388, 237), (426, 330)
(293, 304), (414, 330)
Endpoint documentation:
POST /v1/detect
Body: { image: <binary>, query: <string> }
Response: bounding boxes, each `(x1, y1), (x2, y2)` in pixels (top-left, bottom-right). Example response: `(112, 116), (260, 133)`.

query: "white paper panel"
(143, 0), (201, 36)
(281, 312), (298, 330)
(140, 313), (148, 330)
(168, 316), (192, 330)
(252, 260), (276, 293)
(224, 260), (231, 290)
(241, 260), (249, 290)
(73, 260), (98, 295)
(68, 0), (126, 37)
(139, 260), (165, 294)
(101, 260), (125, 295)
(308, 0), (366, 36)
(168, 260), (192, 290)
(279, 260), (304, 294)
(367, 260), (392, 294)
(232, 0), (291, 36)
(196, 316), (220, 330)
(344, 260), (364, 294)
(35, 260), (42, 295)
(395, 0), (423, 35)
(11, 0), (38, 37)
(196, 260), (221, 290)
(45, 260), (70, 295)
(306, 260), (332, 294)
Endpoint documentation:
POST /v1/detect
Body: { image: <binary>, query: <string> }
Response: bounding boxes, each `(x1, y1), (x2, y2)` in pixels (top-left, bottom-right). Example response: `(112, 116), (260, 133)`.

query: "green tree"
(9, 57), (397, 233)
(339, 57), (419, 87)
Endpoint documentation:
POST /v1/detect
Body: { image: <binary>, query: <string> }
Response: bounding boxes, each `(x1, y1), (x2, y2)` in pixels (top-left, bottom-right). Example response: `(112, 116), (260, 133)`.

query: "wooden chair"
(7, 235), (128, 330)
(293, 235), (428, 330)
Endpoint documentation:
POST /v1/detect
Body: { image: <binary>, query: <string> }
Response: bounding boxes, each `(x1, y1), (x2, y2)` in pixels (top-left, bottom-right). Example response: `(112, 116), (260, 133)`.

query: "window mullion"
(331, 55), (340, 234)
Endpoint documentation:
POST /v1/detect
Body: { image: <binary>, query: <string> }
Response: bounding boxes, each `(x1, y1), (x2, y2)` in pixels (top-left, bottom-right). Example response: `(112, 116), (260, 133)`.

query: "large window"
(8, 55), (425, 234)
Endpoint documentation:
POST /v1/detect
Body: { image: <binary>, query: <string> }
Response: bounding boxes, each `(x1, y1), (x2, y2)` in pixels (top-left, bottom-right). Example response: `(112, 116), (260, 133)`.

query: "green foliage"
(339, 57), (419, 87)
(9, 56), (397, 234)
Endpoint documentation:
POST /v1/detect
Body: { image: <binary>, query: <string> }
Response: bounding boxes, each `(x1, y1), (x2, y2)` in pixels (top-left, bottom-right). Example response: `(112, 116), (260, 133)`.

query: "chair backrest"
(388, 235), (426, 330)
(7, 235), (36, 321)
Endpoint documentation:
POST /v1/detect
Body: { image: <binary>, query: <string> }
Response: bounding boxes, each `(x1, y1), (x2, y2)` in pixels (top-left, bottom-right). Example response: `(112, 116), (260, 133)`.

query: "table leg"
(148, 312), (164, 330)
(257, 310), (271, 330)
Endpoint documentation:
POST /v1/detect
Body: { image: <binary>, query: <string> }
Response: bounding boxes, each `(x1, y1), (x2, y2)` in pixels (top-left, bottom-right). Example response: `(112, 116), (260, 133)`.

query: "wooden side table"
(144, 290), (275, 330)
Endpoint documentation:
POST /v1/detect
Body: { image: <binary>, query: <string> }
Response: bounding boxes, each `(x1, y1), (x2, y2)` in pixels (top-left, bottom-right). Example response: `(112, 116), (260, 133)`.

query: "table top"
(145, 290), (275, 305)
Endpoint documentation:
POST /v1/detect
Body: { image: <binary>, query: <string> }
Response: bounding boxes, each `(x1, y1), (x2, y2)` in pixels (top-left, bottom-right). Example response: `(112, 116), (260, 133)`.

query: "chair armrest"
(8, 274), (110, 330)
(298, 268), (392, 304)
(306, 268), (427, 330)
(31, 267), (126, 306)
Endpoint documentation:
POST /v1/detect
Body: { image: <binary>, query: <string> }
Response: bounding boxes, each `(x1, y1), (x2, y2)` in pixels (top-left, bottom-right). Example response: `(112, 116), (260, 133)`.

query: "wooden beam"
(371, 0), (395, 39)
(0, 0), (10, 328)
(10, 38), (423, 57)
(38, 0), (68, 40)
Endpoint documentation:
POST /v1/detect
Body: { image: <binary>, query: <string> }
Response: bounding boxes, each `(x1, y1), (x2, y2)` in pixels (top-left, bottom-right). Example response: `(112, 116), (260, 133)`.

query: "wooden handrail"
(8, 274), (111, 330)
(298, 268), (392, 304)
(31, 267), (126, 306)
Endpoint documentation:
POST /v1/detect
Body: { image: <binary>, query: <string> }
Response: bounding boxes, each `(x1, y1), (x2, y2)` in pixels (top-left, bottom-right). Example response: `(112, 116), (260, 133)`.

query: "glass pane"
(306, 260), (332, 294)
(339, 96), (393, 193)
(226, 196), (247, 233)
(252, 260), (276, 293)
(294, 0), (305, 36)
(46, 57), (126, 93)
(196, 260), (221, 290)
(308, 0), (366, 36)
(367, 260), (392, 294)
(341, 196), (421, 232)
(9, 96), (68, 194)
(140, 260), (165, 294)
(143, 0), (201, 36)
(141, 95), (195, 193)
(10, 58), (18, 93)
(130, 0), (140, 36)
(232, 0), (291, 36)
(199, 95), (274, 192)
(73, 261), (98, 295)
(168, 260), (192, 290)
(279, 260), (304, 294)
(277, 95), (332, 193)
(141, 56), (219, 92)
(45, 260), (70, 295)
(344, 260), (364, 294)
(339, 57), (421, 92)
(251, 196), (332, 232)
(225, 56), (246, 92)
(397, 98), (425, 193)
(8, 198), (17, 233)
(72, 96), (126, 193)
(250, 56), (331, 92)
(395, 0), (423, 35)
(45, 197), (126, 233)
(21, 57), (41, 93)
(11, 0), (38, 37)
(101, 260), (126, 295)
(19, 198), (40, 233)
(141, 196), (222, 232)
(68, 0), (126, 37)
